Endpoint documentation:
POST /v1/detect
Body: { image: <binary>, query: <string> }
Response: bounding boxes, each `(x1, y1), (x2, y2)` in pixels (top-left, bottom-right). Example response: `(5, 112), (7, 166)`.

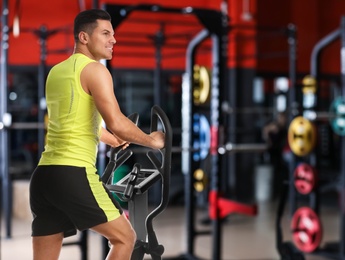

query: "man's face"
(87, 19), (116, 61)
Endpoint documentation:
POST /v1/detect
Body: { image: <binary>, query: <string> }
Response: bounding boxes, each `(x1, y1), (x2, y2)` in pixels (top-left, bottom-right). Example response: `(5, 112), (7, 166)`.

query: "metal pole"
(210, 33), (222, 260)
(182, 29), (209, 257)
(37, 25), (47, 157)
(310, 28), (341, 78)
(153, 24), (164, 107)
(210, 4), (228, 258)
(287, 24), (298, 217)
(339, 15), (345, 259)
(1, 0), (11, 238)
(287, 24), (297, 121)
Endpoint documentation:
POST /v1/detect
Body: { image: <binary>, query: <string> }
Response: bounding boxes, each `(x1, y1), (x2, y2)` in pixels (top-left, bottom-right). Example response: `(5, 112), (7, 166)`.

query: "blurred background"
(1, 0), (345, 259)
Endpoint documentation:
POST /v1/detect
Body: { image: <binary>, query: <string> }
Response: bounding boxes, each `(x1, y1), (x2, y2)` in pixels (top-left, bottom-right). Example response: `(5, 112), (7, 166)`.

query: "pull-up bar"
(104, 4), (224, 36)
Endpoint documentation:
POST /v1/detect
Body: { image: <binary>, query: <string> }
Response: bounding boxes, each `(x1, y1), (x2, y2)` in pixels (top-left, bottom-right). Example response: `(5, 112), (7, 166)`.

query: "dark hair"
(74, 9), (111, 41)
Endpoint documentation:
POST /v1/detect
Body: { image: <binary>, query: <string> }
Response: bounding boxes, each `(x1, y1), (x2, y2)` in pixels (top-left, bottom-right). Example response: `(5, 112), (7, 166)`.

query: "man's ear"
(78, 31), (88, 44)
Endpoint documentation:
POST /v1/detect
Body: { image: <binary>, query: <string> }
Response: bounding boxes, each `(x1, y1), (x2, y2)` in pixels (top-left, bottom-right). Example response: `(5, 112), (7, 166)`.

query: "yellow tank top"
(39, 53), (102, 168)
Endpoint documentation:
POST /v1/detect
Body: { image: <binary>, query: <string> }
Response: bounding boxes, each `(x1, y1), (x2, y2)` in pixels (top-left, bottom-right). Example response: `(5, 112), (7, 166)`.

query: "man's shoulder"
(50, 55), (73, 70)
(74, 53), (94, 62)
(82, 59), (106, 73)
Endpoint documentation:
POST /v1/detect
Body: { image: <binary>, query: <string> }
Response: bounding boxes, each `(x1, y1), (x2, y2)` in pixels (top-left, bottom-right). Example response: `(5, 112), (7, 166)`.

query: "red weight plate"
(294, 163), (316, 195)
(291, 207), (322, 253)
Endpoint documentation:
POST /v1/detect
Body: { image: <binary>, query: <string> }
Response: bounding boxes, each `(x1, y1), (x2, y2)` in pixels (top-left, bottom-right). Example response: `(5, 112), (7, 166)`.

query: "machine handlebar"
(142, 105), (172, 257)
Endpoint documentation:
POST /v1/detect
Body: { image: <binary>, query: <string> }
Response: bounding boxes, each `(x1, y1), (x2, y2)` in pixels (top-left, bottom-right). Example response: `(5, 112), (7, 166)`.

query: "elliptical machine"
(101, 105), (172, 260)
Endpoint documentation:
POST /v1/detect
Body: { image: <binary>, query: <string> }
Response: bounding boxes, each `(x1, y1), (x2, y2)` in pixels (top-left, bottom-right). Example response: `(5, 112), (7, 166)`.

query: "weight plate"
(193, 113), (211, 161)
(288, 116), (316, 156)
(294, 163), (316, 195)
(193, 65), (211, 106)
(330, 97), (345, 136)
(291, 207), (322, 253)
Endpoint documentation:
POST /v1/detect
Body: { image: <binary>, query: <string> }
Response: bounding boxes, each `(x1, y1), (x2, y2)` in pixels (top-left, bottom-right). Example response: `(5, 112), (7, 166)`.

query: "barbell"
(218, 143), (268, 154)
(8, 122), (46, 129)
(128, 143), (268, 155)
(1, 113), (48, 130)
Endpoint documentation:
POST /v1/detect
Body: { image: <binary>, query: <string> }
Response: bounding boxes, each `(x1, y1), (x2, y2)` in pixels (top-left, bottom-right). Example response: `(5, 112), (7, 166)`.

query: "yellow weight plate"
(288, 116), (316, 156)
(194, 168), (205, 181)
(302, 75), (317, 94)
(193, 168), (208, 192)
(193, 65), (211, 106)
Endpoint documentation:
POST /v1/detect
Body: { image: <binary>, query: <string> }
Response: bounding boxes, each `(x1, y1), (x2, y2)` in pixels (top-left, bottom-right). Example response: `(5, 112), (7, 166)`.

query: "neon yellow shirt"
(39, 53), (102, 168)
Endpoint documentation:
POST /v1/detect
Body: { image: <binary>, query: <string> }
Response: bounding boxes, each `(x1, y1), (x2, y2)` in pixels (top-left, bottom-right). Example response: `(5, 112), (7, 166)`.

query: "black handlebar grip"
(124, 163), (141, 199)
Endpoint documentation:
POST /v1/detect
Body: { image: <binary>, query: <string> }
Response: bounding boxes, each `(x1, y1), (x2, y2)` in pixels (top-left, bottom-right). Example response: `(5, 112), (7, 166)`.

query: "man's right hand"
(149, 131), (165, 149)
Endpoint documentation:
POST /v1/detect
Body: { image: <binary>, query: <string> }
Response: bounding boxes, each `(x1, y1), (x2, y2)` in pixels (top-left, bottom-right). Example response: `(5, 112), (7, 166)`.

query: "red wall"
(6, 1), (79, 66)
(2, 0), (221, 69)
(257, 0), (345, 75)
(2, 0), (345, 75)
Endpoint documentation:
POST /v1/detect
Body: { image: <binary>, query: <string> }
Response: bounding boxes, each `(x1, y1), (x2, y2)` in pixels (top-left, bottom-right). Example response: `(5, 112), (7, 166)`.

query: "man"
(29, 9), (165, 260)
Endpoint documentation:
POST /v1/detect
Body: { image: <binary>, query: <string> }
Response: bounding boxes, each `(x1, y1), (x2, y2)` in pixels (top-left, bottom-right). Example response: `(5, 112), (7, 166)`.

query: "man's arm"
(81, 62), (164, 149)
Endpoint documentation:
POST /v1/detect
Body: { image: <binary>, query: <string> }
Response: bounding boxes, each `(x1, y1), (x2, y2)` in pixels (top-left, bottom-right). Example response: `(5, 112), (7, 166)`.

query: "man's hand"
(100, 127), (129, 149)
(112, 134), (130, 150)
(149, 131), (165, 149)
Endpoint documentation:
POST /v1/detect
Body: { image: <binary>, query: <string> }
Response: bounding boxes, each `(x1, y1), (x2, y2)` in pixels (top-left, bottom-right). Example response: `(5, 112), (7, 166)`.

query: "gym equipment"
(330, 96), (345, 136)
(303, 96), (345, 131)
(193, 65), (211, 106)
(167, 5), (228, 259)
(293, 163), (317, 195)
(181, 14), (259, 260)
(192, 113), (210, 161)
(291, 207), (322, 253)
(209, 191), (257, 220)
(193, 168), (208, 192)
(218, 142), (268, 154)
(288, 116), (316, 157)
(302, 75), (317, 94)
(102, 105), (172, 260)
(277, 16), (345, 260)
(7, 122), (46, 129)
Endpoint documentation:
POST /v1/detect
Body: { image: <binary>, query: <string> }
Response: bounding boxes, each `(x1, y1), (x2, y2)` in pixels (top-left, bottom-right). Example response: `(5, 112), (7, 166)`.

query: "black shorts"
(30, 165), (123, 237)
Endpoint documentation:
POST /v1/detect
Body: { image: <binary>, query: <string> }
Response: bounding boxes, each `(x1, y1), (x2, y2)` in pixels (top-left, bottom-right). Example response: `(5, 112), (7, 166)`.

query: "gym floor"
(0, 200), (340, 260)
